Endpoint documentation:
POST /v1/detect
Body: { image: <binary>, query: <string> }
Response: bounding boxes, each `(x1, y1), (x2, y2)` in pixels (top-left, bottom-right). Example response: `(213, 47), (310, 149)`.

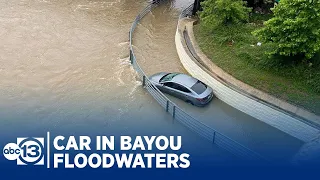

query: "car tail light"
(196, 98), (205, 102)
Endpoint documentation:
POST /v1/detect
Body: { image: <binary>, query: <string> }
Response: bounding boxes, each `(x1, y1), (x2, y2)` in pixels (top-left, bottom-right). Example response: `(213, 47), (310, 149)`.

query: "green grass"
(193, 14), (320, 115)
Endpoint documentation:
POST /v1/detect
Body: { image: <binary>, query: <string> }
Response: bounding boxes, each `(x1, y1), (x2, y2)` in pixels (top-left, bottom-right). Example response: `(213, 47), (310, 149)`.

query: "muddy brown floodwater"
(0, 0), (236, 164)
(0, 0), (303, 162)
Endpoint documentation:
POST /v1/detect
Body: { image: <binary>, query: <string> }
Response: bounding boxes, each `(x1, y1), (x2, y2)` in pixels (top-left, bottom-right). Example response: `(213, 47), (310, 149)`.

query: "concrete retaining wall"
(175, 18), (320, 143)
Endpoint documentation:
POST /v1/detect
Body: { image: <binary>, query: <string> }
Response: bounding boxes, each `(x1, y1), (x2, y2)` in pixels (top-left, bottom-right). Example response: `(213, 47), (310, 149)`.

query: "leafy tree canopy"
(254, 0), (320, 60)
(200, 0), (252, 27)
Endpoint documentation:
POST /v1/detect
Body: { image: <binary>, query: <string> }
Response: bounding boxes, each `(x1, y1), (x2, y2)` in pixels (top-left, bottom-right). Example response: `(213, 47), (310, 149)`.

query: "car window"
(191, 80), (207, 94)
(164, 82), (191, 93)
(160, 73), (180, 82)
(176, 85), (191, 93)
(164, 82), (177, 89)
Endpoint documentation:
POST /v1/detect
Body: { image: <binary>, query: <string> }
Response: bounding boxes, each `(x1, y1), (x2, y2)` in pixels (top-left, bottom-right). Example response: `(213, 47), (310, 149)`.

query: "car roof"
(170, 74), (198, 88)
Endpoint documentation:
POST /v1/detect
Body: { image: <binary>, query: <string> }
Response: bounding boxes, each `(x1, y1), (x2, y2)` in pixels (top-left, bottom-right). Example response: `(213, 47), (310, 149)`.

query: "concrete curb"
(175, 17), (320, 143)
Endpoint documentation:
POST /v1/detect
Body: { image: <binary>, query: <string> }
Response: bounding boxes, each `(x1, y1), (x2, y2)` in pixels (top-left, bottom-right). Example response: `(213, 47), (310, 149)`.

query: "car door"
(161, 82), (176, 96)
(175, 84), (192, 101)
(163, 82), (191, 100)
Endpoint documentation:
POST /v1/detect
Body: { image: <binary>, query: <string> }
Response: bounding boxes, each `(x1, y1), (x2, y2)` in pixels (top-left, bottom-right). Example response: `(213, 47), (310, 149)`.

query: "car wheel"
(186, 100), (194, 106)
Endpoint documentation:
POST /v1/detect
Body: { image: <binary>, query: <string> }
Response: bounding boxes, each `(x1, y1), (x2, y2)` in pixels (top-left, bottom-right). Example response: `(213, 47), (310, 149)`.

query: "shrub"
(200, 0), (252, 27)
(253, 0), (320, 60)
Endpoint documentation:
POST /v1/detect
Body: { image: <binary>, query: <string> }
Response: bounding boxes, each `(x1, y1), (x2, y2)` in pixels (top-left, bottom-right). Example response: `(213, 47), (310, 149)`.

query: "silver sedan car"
(149, 72), (214, 106)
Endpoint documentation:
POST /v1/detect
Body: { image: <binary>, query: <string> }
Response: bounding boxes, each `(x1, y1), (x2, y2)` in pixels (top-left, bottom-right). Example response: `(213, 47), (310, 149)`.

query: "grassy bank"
(193, 14), (320, 115)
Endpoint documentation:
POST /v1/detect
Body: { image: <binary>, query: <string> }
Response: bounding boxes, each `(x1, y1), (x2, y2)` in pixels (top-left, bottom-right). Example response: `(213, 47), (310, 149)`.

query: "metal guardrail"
(129, 1), (266, 162)
(179, 3), (194, 19)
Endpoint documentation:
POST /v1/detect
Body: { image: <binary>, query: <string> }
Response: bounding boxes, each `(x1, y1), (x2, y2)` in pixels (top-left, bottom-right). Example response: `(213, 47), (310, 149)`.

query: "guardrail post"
(213, 132), (216, 144)
(172, 106), (176, 119)
(142, 75), (146, 87)
(166, 101), (169, 112)
(129, 49), (133, 64)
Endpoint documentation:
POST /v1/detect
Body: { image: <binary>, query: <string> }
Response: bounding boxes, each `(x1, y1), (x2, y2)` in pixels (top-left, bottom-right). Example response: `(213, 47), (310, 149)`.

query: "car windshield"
(160, 73), (180, 82)
(191, 80), (207, 94)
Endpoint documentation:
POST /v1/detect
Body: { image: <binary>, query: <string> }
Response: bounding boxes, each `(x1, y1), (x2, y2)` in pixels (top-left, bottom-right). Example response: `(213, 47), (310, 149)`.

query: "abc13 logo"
(3, 137), (45, 165)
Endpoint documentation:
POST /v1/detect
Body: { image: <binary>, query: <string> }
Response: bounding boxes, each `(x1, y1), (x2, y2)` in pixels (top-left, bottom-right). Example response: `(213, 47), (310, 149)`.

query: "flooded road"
(0, 0), (236, 164)
(0, 0), (302, 162)
(133, 0), (303, 161)
(0, 0), (152, 128)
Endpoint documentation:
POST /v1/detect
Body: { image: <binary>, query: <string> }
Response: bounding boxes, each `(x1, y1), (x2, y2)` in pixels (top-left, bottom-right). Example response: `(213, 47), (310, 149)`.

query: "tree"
(200, 0), (252, 27)
(254, 0), (320, 60)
